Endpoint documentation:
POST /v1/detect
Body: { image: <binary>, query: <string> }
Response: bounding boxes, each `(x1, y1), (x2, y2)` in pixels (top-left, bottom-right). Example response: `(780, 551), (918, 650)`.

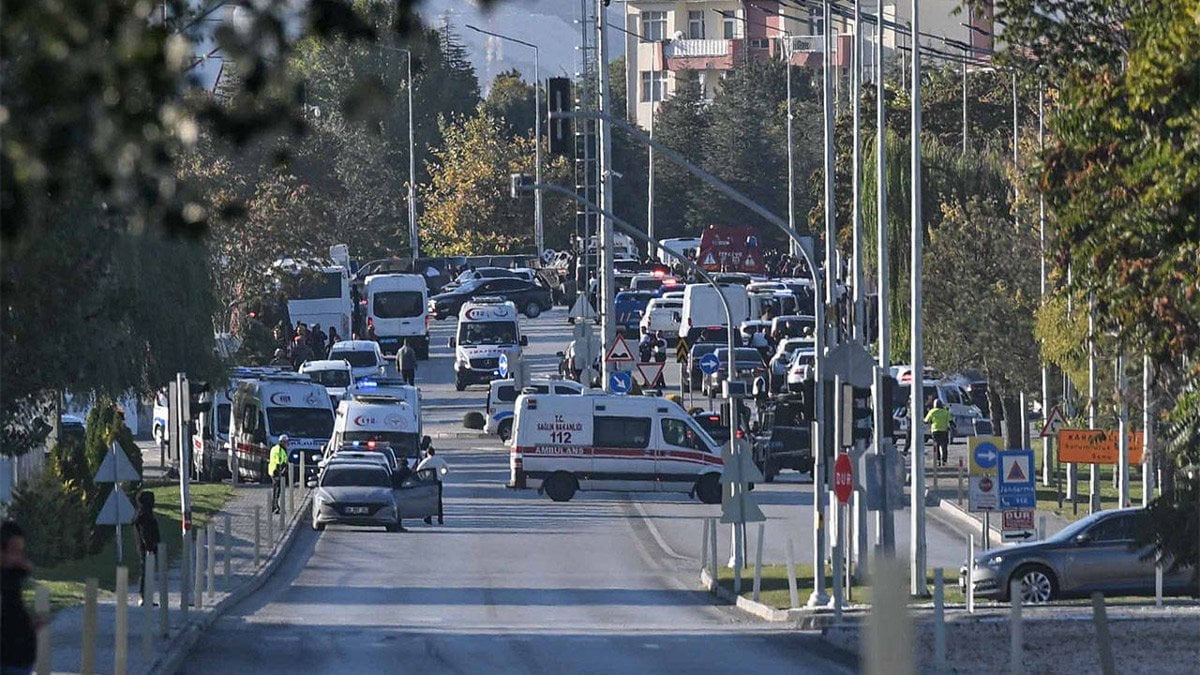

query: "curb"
(698, 569), (866, 629)
(935, 497), (1002, 540)
(145, 493), (312, 675)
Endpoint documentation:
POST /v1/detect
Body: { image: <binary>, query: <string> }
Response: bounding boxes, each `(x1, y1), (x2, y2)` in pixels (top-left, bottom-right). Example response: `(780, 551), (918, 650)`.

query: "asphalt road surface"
(180, 308), (967, 673)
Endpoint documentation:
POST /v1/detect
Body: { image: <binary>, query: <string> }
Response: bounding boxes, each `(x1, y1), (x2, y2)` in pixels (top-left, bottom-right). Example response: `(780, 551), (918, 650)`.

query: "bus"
(275, 259), (352, 339)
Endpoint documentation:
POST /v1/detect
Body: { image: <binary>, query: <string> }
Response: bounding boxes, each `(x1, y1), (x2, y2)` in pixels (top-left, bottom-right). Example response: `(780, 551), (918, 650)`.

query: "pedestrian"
(310, 323), (327, 356)
(2, 520), (41, 675)
(132, 491), (161, 606)
(269, 348), (290, 367)
(638, 328), (654, 363)
(393, 459), (412, 532)
(924, 400), (952, 466)
(750, 326), (770, 360)
(396, 339), (417, 386)
(269, 435), (289, 514)
(416, 448), (449, 525)
(326, 327), (342, 353)
(366, 319), (379, 343)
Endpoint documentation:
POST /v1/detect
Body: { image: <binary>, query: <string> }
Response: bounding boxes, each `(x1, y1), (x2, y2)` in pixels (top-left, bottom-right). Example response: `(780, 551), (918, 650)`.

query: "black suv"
(430, 277), (553, 319)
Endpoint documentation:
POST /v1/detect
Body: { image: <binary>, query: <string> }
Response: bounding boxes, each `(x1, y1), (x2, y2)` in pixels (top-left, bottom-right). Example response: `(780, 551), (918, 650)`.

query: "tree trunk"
(988, 389), (1004, 438)
(1002, 396), (1024, 450)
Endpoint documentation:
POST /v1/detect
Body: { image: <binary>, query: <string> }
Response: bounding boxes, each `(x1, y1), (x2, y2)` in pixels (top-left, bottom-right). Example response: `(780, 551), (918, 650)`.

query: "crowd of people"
(269, 321), (344, 369)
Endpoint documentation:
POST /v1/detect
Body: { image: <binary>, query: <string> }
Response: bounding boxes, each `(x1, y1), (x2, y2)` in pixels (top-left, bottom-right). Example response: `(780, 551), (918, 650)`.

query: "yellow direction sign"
(676, 338), (690, 364)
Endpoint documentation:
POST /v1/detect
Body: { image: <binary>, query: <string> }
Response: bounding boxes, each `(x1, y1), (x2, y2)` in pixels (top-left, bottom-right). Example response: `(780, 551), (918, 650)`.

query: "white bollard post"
(753, 523), (765, 603)
(785, 538), (800, 610)
(1091, 593), (1116, 675)
(206, 525), (215, 600)
(193, 530), (203, 608)
(142, 554), (154, 659)
(1038, 515), (1046, 541)
(933, 568), (946, 670)
(223, 513), (232, 587)
(701, 518), (710, 574)
(1155, 558), (1163, 607)
(157, 543), (168, 638)
(82, 578), (98, 675)
(862, 557), (914, 675)
(255, 505), (263, 567)
(35, 584), (50, 675)
(966, 535), (976, 614)
(115, 566), (128, 675)
(266, 495), (274, 545)
(279, 486), (287, 533)
(708, 517), (718, 593)
(1009, 580), (1023, 675)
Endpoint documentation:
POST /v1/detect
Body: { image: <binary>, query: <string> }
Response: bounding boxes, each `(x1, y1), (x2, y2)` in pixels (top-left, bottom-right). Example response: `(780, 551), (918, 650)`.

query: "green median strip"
(716, 564), (965, 609)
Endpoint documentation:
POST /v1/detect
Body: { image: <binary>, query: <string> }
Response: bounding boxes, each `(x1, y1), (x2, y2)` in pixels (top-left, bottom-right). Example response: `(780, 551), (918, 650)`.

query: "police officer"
(269, 435), (289, 514)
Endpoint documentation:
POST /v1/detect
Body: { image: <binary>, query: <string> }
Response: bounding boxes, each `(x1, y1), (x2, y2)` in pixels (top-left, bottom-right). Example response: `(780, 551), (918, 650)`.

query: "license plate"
(345, 506), (370, 515)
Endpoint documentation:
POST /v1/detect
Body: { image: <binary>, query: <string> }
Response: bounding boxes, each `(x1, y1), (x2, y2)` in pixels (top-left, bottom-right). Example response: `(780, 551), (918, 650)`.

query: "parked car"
(961, 508), (1196, 603)
(429, 277), (552, 319)
(702, 347), (767, 398)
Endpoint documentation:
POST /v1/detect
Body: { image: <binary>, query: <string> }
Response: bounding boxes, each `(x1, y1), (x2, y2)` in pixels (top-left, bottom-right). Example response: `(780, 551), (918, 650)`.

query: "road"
(180, 308), (970, 673)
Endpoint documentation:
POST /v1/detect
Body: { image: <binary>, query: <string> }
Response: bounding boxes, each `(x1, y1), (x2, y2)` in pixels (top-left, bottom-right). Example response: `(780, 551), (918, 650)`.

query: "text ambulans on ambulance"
(449, 298), (527, 391)
(230, 372), (334, 482)
(509, 394), (725, 503)
(328, 393), (425, 464)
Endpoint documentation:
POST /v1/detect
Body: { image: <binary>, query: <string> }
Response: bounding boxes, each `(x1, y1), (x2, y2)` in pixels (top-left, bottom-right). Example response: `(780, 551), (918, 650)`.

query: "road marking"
(630, 500), (695, 562)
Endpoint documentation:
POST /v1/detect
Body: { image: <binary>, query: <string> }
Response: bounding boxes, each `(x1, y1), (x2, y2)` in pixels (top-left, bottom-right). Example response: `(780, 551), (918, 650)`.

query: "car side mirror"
(520, 335), (529, 346)
(1074, 533), (1092, 547)
(420, 435), (432, 451)
(448, 337), (456, 348)
(306, 479), (317, 489)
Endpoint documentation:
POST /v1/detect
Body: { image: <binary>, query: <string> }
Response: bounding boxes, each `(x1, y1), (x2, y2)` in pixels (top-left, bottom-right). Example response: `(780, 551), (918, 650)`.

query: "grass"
(716, 563), (965, 609)
(27, 482), (234, 613)
(1032, 445), (1144, 521)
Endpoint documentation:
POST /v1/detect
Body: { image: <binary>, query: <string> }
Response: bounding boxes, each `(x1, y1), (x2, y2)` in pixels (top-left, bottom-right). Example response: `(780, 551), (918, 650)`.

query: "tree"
(648, 70), (711, 241)
(482, 69), (537, 138)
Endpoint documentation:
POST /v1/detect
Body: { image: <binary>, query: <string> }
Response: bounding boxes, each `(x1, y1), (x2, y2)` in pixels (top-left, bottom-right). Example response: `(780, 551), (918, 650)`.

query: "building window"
(723, 16), (737, 40)
(688, 11), (705, 39)
(641, 10), (666, 41)
(808, 7), (825, 35)
(641, 70), (667, 103)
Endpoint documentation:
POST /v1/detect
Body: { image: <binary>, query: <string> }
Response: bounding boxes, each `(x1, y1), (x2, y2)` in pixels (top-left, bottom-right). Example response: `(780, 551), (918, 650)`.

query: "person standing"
(1, 521), (41, 675)
(268, 435), (289, 514)
(416, 448), (449, 525)
(396, 339), (417, 386)
(924, 400), (952, 467)
(132, 491), (161, 607)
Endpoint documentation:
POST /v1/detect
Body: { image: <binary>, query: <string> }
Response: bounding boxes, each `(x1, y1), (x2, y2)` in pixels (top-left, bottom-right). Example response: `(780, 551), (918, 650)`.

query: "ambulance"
(449, 298), (528, 391)
(229, 372), (335, 483)
(509, 394), (724, 503)
(327, 392), (427, 465)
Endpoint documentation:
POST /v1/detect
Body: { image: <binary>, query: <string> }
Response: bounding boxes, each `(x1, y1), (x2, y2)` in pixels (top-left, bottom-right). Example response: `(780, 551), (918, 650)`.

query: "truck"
(697, 224), (767, 275)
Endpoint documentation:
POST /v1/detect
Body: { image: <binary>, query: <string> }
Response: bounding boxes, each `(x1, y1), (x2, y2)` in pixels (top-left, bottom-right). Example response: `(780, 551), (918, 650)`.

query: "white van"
(485, 377), (585, 441)
(509, 394), (724, 503)
(657, 237), (701, 265)
(639, 297), (683, 341)
(449, 298), (527, 391)
(328, 340), (387, 381)
(229, 372), (335, 483)
(679, 283), (750, 344)
(365, 273), (429, 358)
(299, 359), (353, 407)
(327, 393), (427, 465)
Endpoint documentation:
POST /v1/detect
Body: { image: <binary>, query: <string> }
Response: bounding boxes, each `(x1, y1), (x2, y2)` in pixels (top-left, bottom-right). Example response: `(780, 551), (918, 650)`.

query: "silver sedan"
(310, 463), (400, 532)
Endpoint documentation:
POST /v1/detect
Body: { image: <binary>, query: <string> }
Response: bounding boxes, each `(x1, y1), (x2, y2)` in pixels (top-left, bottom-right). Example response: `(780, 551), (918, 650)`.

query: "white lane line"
(630, 500), (695, 562)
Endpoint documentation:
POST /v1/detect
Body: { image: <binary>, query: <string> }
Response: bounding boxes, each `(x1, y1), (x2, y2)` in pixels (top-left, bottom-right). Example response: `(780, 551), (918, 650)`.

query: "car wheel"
(695, 473), (722, 504)
(544, 472), (577, 502)
(524, 302), (542, 319)
(312, 521), (325, 532)
(1011, 564), (1057, 603)
(498, 419), (513, 442)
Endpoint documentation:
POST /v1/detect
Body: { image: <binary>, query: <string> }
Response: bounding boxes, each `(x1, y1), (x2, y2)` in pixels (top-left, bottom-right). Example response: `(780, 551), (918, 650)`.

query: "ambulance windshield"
(460, 321), (518, 346)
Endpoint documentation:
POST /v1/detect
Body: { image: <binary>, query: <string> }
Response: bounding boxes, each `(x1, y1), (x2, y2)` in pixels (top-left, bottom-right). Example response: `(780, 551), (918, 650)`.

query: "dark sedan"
(429, 277), (552, 320)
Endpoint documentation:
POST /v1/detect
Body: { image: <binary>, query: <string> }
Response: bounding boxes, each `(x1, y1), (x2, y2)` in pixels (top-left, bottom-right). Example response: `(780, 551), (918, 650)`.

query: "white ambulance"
(327, 393), (427, 466)
(449, 298), (527, 391)
(229, 372), (335, 483)
(509, 394), (724, 503)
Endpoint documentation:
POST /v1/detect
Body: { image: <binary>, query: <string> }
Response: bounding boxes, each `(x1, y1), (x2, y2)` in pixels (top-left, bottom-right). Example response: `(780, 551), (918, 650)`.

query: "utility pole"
(647, 35), (656, 260)
(1117, 351), (1130, 508)
(1088, 295), (1100, 513)
(909, 0), (928, 597)
(1142, 354), (1154, 507)
(406, 50), (418, 263)
(1038, 81), (1050, 484)
(851, 0), (865, 341)
(786, 35), (797, 257)
(873, 0), (894, 556)
(596, 0), (616, 389)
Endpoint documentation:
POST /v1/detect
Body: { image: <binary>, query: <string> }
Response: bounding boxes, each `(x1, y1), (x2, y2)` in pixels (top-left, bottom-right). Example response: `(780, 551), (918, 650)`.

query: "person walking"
(924, 400), (952, 467)
(396, 339), (417, 386)
(268, 435), (290, 514)
(133, 491), (161, 607)
(416, 448), (449, 525)
(2, 521), (41, 675)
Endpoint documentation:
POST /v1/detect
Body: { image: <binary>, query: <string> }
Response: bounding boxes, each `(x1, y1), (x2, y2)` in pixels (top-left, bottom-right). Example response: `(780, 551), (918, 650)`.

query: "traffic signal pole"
(909, 0), (929, 597)
(595, 0), (617, 391)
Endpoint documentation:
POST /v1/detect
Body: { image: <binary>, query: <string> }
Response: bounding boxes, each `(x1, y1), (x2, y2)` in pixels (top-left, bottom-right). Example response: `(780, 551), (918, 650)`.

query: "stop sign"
(834, 453), (853, 504)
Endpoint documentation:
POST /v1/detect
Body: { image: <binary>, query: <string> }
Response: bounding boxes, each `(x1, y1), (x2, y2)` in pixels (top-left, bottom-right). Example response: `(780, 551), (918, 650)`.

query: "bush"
(84, 398), (142, 487)
(462, 412), (485, 430)
(6, 471), (94, 564)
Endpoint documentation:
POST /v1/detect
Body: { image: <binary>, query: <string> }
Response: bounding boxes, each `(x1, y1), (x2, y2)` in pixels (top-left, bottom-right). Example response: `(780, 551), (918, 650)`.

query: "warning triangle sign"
(637, 361), (665, 387)
(1006, 459), (1026, 482)
(1039, 405), (1068, 437)
(605, 335), (636, 363)
(702, 253), (717, 266)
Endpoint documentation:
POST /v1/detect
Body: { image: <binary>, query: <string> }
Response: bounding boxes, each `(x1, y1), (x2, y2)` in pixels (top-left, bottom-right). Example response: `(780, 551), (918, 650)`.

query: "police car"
(509, 393), (724, 503)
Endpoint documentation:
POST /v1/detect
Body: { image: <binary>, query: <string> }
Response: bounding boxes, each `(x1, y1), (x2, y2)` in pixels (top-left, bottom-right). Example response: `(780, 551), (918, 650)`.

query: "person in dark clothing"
(392, 459), (412, 532)
(396, 339), (417, 386)
(309, 324), (327, 356)
(133, 491), (161, 606)
(2, 520), (40, 674)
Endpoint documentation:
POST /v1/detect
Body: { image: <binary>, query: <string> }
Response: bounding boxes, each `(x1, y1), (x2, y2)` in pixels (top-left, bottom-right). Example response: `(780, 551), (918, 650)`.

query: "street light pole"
(909, 0), (928, 597)
(596, 0), (617, 390)
(406, 50), (418, 263)
(851, 0), (864, 341)
(873, 0), (893, 555)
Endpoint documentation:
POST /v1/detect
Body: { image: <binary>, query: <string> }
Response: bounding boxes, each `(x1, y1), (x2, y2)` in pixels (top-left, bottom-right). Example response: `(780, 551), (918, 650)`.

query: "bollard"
(142, 554), (154, 660)
(832, 544), (843, 621)
(223, 513), (232, 586)
(752, 522), (765, 603)
(82, 578), (98, 674)
(279, 485), (286, 533)
(708, 517), (718, 593)
(701, 518), (710, 573)
(267, 494), (274, 545)
(193, 529), (204, 608)
(1009, 580), (1023, 675)
(933, 568), (946, 670)
(180, 534), (190, 619)
(35, 584), (50, 675)
(1091, 593), (1116, 675)
(1155, 558), (1163, 607)
(966, 536), (975, 613)
(206, 524), (215, 600)
(1038, 515), (1046, 541)
(957, 458), (965, 505)
(863, 557), (914, 675)
(300, 453), (307, 498)
(286, 469), (293, 515)
(115, 566), (128, 675)
(785, 538), (800, 610)
(255, 505), (262, 567)
(157, 542), (168, 638)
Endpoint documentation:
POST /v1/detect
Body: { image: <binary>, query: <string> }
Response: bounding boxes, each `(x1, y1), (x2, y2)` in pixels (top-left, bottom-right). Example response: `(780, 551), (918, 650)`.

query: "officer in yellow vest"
(924, 401), (952, 466)
(268, 435), (290, 514)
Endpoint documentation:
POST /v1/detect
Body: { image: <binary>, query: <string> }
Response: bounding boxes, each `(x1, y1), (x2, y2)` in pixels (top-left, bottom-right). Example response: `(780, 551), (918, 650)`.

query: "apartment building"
(622, 0), (995, 129)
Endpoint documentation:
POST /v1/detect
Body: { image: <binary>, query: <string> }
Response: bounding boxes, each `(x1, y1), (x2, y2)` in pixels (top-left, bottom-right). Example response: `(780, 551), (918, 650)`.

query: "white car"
(300, 359), (354, 406)
(768, 338), (815, 391)
(328, 340), (388, 381)
(639, 298), (682, 342)
(785, 348), (817, 393)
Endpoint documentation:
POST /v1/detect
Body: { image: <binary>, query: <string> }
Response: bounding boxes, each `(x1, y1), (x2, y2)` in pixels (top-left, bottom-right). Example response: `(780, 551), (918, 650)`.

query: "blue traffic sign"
(998, 449), (1036, 509)
(973, 440), (999, 470)
(699, 353), (720, 375)
(498, 353), (509, 378)
(609, 371), (632, 394)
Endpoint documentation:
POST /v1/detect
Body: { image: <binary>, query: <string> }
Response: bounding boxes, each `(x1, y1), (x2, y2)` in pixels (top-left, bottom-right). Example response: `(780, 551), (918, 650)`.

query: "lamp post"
(379, 45), (419, 262)
(466, 25), (543, 256)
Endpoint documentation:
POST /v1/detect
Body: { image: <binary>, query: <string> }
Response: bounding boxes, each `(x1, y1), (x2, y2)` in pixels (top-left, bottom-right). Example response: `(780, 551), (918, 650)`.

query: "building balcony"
(661, 38), (743, 71)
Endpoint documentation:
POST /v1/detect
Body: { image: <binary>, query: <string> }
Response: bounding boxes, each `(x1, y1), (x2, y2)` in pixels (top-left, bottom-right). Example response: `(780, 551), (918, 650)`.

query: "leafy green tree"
(648, 70), (711, 241)
(482, 69), (537, 138)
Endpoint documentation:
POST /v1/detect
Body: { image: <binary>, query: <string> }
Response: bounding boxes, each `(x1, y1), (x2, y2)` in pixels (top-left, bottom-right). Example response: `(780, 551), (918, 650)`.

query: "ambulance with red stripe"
(509, 393), (724, 503)
(229, 372), (335, 483)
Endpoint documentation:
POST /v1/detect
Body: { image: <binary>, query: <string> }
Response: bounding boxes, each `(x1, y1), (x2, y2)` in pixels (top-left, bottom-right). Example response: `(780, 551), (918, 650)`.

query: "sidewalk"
(45, 479), (310, 675)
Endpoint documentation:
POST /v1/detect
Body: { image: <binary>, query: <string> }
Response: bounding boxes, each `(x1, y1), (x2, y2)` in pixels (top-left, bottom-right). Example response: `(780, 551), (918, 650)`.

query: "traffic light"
(881, 374), (898, 440)
(547, 77), (573, 155)
(189, 381), (211, 415)
(850, 386), (873, 444)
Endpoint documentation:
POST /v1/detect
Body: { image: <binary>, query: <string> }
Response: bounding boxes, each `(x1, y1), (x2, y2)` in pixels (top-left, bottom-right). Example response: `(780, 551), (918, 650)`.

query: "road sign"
(1002, 509), (1036, 542)
(498, 353), (509, 378)
(721, 439), (765, 524)
(968, 436), (1001, 512)
(95, 488), (135, 526)
(1057, 429), (1144, 464)
(94, 446), (140, 483)
(636, 362), (665, 388)
(608, 371), (632, 394)
(604, 334), (636, 363)
(833, 453), (853, 504)
(998, 449), (1036, 509)
(569, 294), (597, 320)
(698, 353), (720, 375)
(1039, 406), (1068, 438)
(676, 338), (689, 364)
